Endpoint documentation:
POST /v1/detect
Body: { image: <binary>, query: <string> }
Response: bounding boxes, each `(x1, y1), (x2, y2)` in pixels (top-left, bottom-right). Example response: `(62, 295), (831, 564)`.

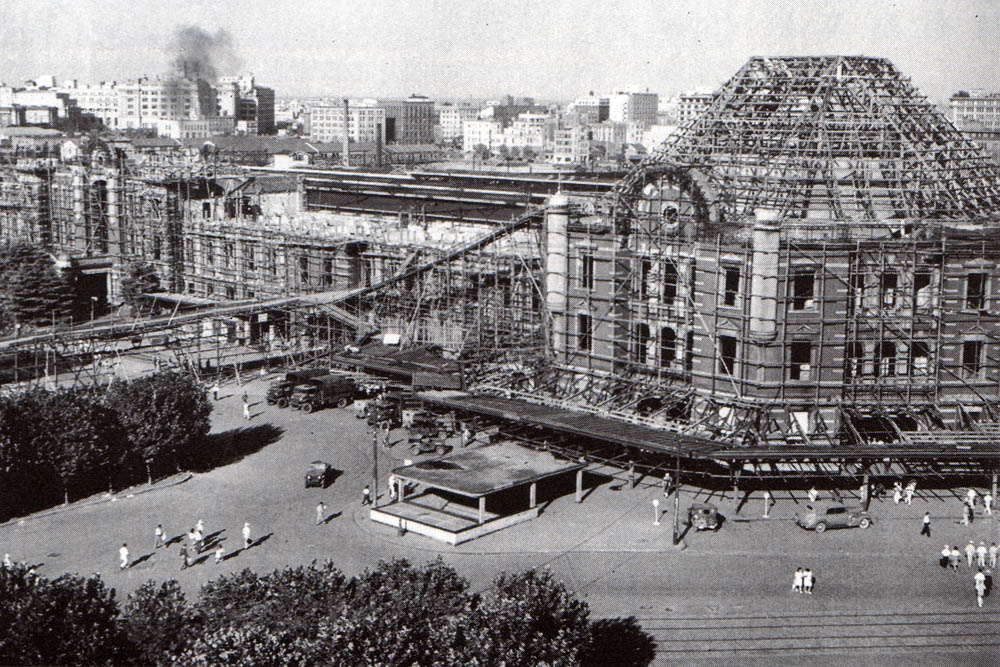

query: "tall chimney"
(342, 98), (350, 167)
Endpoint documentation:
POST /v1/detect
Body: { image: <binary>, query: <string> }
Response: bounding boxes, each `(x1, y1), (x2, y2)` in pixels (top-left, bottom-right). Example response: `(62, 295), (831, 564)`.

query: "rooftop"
(392, 441), (584, 497)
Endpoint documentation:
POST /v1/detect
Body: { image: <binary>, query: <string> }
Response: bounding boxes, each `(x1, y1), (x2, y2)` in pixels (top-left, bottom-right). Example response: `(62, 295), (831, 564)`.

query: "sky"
(1, 0), (998, 104)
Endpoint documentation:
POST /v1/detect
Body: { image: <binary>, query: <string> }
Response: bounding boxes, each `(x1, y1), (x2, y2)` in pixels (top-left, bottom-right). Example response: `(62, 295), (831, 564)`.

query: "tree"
(0, 565), (132, 665)
(497, 144), (510, 160)
(123, 580), (196, 663)
(509, 145), (522, 159)
(119, 261), (162, 309)
(168, 625), (322, 667)
(522, 146), (536, 161)
(327, 558), (471, 665)
(105, 371), (212, 480)
(0, 243), (75, 327)
(473, 143), (491, 160)
(582, 617), (657, 667)
(466, 569), (592, 666)
(30, 387), (129, 503)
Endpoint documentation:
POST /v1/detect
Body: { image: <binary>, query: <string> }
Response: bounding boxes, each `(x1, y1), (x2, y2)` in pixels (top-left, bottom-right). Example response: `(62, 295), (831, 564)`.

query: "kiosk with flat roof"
(370, 442), (586, 545)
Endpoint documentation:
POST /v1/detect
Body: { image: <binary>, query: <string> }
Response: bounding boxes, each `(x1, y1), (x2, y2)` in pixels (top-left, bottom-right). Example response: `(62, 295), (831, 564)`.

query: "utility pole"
(672, 455), (681, 545)
(371, 428), (379, 507)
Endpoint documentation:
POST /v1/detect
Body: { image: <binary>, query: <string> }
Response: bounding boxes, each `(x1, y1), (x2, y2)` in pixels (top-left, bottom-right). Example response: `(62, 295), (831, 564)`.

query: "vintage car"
(305, 461), (333, 489)
(687, 503), (720, 531)
(795, 503), (872, 533)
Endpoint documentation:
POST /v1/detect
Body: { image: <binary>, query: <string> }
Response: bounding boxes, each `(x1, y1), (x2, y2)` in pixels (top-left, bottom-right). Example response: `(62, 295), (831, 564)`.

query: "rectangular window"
(225, 286), (235, 300)
(580, 252), (594, 290)
(722, 267), (740, 307)
(660, 327), (676, 368)
(791, 269), (815, 310)
(685, 331), (695, 373)
(246, 245), (256, 273)
(789, 341), (811, 380)
(662, 259), (678, 304)
(875, 341), (896, 377)
(963, 340), (984, 377)
(577, 313), (592, 352)
(632, 323), (649, 364)
(299, 256), (309, 285)
(323, 258), (334, 286)
(910, 341), (931, 376)
(639, 258), (652, 299)
(967, 273), (987, 310)
(153, 235), (161, 261)
(881, 271), (898, 308)
(718, 335), (737, 375)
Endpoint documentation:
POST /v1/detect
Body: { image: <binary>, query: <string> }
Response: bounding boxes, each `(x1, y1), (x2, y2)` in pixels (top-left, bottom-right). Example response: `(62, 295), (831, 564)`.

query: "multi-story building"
(609, 90), (658, 127)
(0, 85), (81, 130)
(463, 119), (502, 152)
(156, 117), (236, 139)
(218, 75), (276, 135)
(377, 95), (434, 144)
(551, 126), (589, 164)
(116, 77), (218, 131)
(569, 94), (609, 124)
(57, 80), (120, 128)
(676, 91), (714, 124)
(307, 103), (386, 144)
(505, 113), (554, 152)
(438, 103), (481, 142)
(949, 90), (1000, 131)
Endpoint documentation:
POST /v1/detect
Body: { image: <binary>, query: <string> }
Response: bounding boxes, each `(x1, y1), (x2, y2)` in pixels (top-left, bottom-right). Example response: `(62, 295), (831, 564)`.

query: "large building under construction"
(3, 55), (1000, 478)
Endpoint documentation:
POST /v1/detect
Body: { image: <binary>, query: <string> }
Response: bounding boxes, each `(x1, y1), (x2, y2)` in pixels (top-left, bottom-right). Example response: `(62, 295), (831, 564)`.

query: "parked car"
(290, 375), (357, 413)
(687, 503), (720, 531)
(305, 461), (333, 488)
(795, 503), (872, 533)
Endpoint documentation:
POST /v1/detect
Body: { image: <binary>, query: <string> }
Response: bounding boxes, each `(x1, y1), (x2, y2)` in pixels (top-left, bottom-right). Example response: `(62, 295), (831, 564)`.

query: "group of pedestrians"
(118, 518), (256, 572)
(792, 567), (815, 594)
(961, 488), (993, 525)
(939, 540), (998, 607)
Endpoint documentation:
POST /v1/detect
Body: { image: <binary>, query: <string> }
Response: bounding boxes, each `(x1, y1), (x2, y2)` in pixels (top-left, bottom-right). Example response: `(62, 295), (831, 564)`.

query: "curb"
(0, 473), (194, 530)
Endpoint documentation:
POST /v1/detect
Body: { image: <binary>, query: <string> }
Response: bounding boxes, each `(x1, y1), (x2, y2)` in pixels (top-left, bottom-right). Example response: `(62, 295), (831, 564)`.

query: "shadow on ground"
(189, 424), (285, 472)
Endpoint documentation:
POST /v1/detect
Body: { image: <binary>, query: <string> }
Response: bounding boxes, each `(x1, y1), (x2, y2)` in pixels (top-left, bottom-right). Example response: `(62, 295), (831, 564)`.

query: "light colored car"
(795, 503), (872, 533)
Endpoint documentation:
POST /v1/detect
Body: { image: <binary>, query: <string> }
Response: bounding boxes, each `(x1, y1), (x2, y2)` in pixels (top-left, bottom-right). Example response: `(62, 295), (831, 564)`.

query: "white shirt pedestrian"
(978, 543), (988, 568)
(975, 570), (987, 607)
(893, 482), (903, 504)
(3, 553), (12, 568)
(242, 522), (251, 549)
(119, 543), (129, 570)
(967, 542), (977, 567)
(803, 569), (814, 594)
(991, 543), (998, 569)
(793, 568), (803, 593)
(763, 490), (772, 518)
(968, 488), (978, 507)
(904, 481), (916, 505)
(985, 493), (993, 516)
(808, 488), (818, 503)
(215, 545), (224, 564)
(154, 524), (164, 549)
(196, 519), (204, 534)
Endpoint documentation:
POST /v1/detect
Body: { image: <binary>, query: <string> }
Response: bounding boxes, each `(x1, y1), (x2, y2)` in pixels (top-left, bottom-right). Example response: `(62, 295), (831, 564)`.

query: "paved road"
(3, 376), (1000, 665)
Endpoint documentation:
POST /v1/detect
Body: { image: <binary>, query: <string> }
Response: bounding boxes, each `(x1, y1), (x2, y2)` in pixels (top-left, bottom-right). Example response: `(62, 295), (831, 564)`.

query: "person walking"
(904, 480), (916, 505)
(2, 553), (12, 568)
(979, 542), (988, 569)
(963, 503), (972, 526)
(793, 567), (803, 594)
(193, 528), (204, 553)
(990, 542), (998, 569)
(968, 488), (978, 508)
(808, 487), (819, 503)
(967, 541), (977, 568)
(212, 381), (220, 401)
(154, 524), (165, 549)
(316, 501), (327, 525)
(951, 546), (962, 571)
(214, 544), (224, 565)
(119, 543), (129, 570)
(179, 544), (189, 570)
(803, 568), (814, 594)
(920, 512), (931, 537)
(942, 544), (953, 569)
(361, 485), (372, 506)
(242, 392), (250, 421)
(893, 482), (903, 504)
(196, 519), (204, 534)
(976, 569), (987, 608)
(763, 490), (772, 518)
(986, 492), (994, 517)
(242, 522), (251, 549)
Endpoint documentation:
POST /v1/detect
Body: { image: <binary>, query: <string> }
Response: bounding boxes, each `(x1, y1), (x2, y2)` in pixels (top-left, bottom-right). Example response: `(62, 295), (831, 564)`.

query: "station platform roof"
(418, 390), (720, 458)
(392, 441), (584, 498)
(418, 391), (1000, 464)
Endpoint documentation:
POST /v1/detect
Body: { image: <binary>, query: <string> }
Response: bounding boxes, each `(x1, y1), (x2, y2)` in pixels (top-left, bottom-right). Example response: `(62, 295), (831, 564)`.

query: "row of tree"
(0, 558), (656, 666)
(472, 144), (538, 161)
(0, 371), (212, 520)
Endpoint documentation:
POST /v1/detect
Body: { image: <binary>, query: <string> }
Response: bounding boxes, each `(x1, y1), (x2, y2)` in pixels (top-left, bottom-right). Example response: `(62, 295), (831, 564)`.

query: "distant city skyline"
(2, 0), (998, 104)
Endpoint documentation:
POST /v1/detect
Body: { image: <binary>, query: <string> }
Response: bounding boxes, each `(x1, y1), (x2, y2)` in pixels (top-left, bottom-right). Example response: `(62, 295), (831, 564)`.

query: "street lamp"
(653, 499), (660, 526)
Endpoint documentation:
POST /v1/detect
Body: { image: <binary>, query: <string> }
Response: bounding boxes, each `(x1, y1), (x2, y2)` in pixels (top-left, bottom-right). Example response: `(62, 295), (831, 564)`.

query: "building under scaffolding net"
(3, 55), (1000, 489)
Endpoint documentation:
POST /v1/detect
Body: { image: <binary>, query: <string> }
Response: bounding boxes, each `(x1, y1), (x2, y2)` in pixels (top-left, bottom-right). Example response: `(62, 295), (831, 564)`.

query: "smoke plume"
(167, 25), (241, 82)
